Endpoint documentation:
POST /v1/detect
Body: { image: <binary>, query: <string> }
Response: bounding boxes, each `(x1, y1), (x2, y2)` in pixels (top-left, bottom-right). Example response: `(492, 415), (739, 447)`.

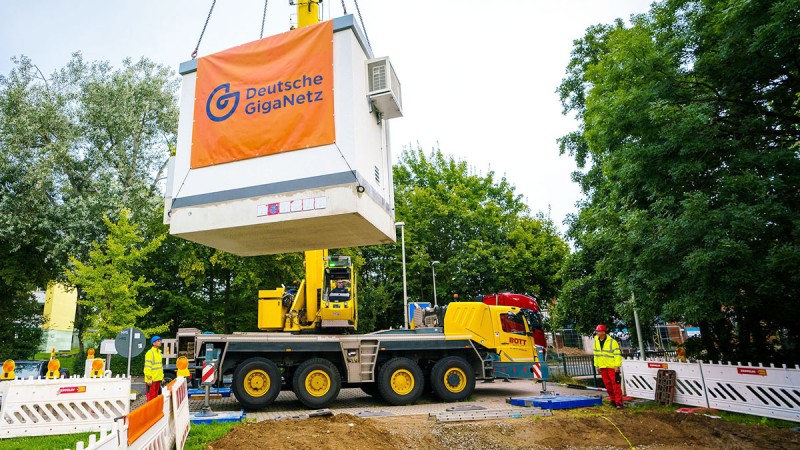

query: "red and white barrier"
(169, 377), (190, 450)
(201, 362), (215, 385)
(622, 358), (800, 422)
(702, 362), (800, 422)
(622, 360), (707, 408)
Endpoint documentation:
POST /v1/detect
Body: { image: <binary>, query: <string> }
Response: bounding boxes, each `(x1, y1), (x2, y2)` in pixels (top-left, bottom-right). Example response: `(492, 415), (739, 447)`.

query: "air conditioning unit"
(366, 57), (402, 119)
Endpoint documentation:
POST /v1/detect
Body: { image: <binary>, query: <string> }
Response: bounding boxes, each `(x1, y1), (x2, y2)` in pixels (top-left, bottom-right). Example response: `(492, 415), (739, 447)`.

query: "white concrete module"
(165, 15), (399, 255)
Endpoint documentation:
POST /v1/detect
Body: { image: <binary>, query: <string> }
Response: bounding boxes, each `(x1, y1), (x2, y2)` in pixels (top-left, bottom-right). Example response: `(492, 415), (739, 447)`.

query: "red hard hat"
(595, 324), (608, 332)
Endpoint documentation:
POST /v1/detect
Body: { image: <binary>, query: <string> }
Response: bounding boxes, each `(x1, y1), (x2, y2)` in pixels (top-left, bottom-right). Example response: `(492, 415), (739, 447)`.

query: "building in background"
(40, 283), (78, 352)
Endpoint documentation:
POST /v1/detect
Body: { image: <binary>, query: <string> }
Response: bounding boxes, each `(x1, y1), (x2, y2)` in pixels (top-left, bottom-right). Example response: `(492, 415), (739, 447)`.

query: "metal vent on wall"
(370, 63), (387, 92)
(374, 166), (380, 183)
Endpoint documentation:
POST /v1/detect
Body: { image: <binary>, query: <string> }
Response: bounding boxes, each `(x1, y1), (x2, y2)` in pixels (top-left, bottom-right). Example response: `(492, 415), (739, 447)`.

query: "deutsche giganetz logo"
(206, 83), (240, 122)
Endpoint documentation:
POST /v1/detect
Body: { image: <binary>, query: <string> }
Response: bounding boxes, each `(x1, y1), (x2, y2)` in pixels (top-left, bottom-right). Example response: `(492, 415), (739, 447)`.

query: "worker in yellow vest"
(144, 336), (164, 401)
(593, 324), (623, 409)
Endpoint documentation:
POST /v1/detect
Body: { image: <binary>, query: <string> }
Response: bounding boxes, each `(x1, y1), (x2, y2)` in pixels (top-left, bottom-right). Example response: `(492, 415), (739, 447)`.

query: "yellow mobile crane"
(257, 250), (357, 332)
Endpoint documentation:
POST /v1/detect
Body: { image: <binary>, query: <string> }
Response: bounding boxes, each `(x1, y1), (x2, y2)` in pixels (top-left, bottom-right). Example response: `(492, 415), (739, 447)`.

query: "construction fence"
(70, 376), (190, 450)
(0, 374), (190, 449)
(0, 375), (131, 438)
(622, 358), (800, 423)
(546, 354), (598, 381)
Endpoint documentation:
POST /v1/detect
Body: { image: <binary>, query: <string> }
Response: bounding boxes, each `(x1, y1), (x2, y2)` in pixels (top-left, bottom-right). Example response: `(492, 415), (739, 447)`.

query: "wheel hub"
(244, 369), (270, 397)
(305, 369), (331, 397)
(444, 368), (467, 393)
(390, 369), (415, 395)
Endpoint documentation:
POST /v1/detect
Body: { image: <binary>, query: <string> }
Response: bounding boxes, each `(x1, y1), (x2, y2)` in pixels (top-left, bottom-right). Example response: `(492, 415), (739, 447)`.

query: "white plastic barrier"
(0, 375), (130, 438)
(72, 420), (126, 450)
(702, 362), (800, 423)
(622, 359), (707, 408)
(622, 358), (800, 422)
(70, 376), (191, 450)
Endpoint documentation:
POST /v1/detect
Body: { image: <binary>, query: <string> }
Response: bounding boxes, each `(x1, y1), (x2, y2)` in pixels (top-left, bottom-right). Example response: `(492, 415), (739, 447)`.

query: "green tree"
(0, 53), (178, 355)
(356, 147), (569, 330)
(557, 0), (800, 363)
(66, 208), (167, 343)
(0, 292), (43, 359)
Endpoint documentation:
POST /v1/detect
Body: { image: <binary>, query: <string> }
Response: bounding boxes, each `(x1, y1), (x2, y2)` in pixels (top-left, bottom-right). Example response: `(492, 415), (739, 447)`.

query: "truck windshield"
(521, 309), (543, 332)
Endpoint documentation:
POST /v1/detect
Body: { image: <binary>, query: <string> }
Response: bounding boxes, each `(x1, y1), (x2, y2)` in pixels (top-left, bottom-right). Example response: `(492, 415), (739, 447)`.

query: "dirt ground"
(205, 407), (800, 450)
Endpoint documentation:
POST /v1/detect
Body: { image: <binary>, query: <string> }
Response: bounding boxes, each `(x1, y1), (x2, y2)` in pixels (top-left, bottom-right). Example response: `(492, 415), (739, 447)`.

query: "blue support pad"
(508, 394), (603, 410)
(190, 410), (245, 424)
(188, 387), (232, 398)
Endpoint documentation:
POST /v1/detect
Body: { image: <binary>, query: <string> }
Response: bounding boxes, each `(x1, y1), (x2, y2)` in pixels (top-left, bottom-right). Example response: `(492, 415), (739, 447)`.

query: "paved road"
(161, 380), (597, 421)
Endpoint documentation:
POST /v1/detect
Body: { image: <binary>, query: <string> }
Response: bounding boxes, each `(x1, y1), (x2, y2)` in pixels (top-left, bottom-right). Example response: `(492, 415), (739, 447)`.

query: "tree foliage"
(0, 53), (178, 351)
(556, 0), (800, 363)
(356, 147), (569, 330)
(66, 208), (167, 342)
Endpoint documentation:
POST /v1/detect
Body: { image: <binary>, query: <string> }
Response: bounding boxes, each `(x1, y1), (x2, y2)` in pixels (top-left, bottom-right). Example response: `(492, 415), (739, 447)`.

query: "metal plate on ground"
(274, 409), (333, 421)
(509, 394), (602, 409)
(430, 408), (551, 422)
(189, 410), (245, 424)
(446, 405), (486, 412)
(356, 410), (394, 417)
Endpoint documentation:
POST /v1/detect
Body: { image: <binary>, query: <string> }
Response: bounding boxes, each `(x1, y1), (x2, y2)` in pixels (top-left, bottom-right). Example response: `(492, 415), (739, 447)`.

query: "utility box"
(164, 15), (399, 255)
(367, 57), (403, 119)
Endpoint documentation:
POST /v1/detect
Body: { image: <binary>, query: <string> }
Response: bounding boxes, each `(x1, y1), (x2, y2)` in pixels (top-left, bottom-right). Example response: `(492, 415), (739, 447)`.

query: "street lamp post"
(631, 292), (646, 360)
(431, 261), (440, 306)
(395, 222), (408, 328)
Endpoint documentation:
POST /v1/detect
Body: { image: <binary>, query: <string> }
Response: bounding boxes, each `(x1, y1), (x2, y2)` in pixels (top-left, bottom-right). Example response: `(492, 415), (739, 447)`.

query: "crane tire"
(292, 358), (341, 409)
(233, 357), (282, 410)
(430, 356), (475, 402)
(377, 357), (424, 406)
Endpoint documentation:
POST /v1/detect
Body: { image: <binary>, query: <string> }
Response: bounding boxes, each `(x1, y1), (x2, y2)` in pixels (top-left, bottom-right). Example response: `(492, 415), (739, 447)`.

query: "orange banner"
(191, 21), (335, 168)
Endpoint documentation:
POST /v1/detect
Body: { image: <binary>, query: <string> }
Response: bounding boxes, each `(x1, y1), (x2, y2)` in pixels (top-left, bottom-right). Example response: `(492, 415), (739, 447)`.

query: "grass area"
(617, 401), (798, 428)
(184, 421), (243, 450)
(30, 351), (80, 376)
(546, 373), (583, 384)
(0, 432), (92, 450)
(33, 351), (78, 360)
(547, 397), (799, 431)
(712, 409), (798, 428)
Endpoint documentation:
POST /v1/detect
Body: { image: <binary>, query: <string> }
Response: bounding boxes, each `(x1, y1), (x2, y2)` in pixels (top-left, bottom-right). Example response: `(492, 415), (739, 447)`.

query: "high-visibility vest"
(593, 335), (622, 369)
(143, 347), (164, 383)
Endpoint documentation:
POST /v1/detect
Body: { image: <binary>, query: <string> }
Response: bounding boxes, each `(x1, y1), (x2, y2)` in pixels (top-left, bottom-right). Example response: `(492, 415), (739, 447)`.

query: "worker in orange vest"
(593, 324), (623, 409)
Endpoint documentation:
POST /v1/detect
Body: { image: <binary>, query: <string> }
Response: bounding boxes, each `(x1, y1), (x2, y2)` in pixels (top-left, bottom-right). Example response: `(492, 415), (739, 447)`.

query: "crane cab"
(320, 255), (356, 329)
(257, 250), (356, 332)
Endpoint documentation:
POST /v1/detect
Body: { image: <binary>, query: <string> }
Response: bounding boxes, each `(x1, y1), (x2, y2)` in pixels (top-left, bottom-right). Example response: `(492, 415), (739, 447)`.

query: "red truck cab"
(479, 293), (547, 349)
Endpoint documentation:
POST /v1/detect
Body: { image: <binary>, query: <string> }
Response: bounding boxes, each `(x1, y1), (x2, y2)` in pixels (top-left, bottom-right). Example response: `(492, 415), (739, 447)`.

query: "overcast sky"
(1, 0), (655, 233)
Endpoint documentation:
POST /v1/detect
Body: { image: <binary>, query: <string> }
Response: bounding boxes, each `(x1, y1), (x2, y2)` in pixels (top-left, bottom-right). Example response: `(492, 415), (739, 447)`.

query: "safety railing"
(546, 354), (599, 382)
(622, 358), (800, 423)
